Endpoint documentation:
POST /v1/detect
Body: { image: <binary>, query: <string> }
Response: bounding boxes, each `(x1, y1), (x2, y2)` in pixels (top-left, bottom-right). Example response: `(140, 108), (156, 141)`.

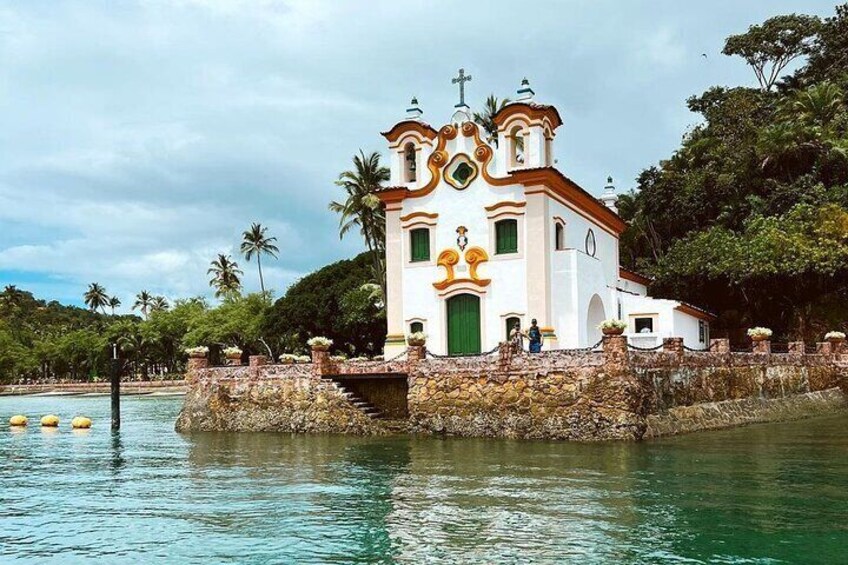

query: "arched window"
(585, 229), (596, 257)
(555, 221), (565, 250)
(505, 316), (520, 340)
(410, 228), (430, 262)
(544, 135), (553, 166)
(410, 321), (424, 334)
(508, 126), (525, 168)
(403, 142), (416, 182)
(495, 219), (518, 254)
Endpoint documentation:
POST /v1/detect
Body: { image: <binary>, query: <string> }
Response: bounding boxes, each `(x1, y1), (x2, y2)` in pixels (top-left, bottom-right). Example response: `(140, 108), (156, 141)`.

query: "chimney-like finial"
(516, 77), (535, 101)
(601, 175), (619, 213)
(406, 96), (423, 120)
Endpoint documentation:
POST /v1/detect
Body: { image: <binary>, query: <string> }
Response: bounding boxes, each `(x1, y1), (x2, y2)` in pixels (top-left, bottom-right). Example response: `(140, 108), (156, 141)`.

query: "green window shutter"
(410, 228), (430, 262)
(495, 219), (518, 254)
(410, 321), (424, 334)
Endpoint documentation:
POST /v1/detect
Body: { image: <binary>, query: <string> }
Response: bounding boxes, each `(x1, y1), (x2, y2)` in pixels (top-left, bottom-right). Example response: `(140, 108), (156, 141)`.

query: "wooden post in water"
(111, 343), (120, 431)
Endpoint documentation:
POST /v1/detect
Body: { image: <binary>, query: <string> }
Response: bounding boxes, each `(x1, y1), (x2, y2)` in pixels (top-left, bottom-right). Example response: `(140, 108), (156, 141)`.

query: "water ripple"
(1, 396), (847, 564)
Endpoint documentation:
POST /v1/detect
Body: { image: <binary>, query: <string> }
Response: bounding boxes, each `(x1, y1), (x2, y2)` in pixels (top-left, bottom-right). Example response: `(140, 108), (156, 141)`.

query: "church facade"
(377, 77), (714, 357)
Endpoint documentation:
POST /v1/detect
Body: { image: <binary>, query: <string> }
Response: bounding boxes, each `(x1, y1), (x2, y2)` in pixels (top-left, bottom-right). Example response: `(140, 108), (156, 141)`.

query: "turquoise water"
(1, 396), (847, 564)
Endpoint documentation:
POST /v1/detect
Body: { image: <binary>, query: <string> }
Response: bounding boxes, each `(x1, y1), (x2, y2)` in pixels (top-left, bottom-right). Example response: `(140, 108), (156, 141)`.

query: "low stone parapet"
(177, 338), (848, 440)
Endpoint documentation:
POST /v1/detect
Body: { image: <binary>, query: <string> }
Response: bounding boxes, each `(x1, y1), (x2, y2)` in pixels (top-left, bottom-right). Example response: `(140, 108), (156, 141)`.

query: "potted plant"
(747, 327), (772, 342)
(407, 331), (427, 347)
(598, 319), (627, 336)
(296, 355), (311, 364)
(825, 331), (846, 345)
(329, 354), (347, 363)
(279, 353), (297, 365)
(307, 336), (333, 352)
(223, 346), (243, 360)
(185, 346), (209, 359)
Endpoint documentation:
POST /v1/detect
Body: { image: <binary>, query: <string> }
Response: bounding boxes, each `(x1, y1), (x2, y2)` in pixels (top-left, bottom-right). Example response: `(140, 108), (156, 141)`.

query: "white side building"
(377, 82), (714, 357)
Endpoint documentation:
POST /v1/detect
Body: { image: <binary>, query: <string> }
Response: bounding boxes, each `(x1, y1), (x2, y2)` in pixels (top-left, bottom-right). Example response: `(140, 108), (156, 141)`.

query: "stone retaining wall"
(175, 365), (382, 435)
(0, 380), (186, 396)
(176, 342), (848, 440)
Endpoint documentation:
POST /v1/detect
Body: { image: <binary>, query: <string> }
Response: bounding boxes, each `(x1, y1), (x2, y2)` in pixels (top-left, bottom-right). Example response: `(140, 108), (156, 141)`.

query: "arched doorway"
(586, 294), (606, 345)
(447, 294), (481, 355)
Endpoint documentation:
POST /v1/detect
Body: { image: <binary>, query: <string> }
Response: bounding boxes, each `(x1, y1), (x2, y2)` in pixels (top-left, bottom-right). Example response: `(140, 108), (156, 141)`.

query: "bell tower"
(381, 97), (437, 189)
(493, 79), (562, 175)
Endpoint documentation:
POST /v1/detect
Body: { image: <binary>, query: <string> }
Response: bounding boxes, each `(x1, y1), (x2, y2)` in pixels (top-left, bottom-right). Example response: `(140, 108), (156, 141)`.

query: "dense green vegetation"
(0, 252), (382, 384)
(619, 4), (848, 342)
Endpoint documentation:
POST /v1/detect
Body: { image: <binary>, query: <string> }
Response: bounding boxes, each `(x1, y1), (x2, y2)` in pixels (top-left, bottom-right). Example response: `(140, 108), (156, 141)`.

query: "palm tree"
(473, 94), (510, 146)
(208, 254), (243, 298)
(83, 283), (109, 313)
(108, 296), (122, 315)
(329, 150), (390, 299)
(240, 222), (279, 295)
(151, 295), (169, 312)
(132, 290), (154, 319)
(781, 81), (844, 126)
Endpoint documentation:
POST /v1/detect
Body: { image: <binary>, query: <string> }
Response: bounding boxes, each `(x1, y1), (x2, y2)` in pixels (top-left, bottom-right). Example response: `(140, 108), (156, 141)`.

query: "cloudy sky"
(0, 0), (838, 310)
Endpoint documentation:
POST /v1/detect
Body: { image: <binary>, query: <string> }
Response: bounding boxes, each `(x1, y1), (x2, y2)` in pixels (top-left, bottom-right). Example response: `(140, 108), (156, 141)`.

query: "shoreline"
(0, 380), (187, 397)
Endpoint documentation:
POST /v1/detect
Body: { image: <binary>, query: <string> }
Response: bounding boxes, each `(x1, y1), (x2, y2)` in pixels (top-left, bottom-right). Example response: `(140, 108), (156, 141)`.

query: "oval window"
(585, 229), (596, 257)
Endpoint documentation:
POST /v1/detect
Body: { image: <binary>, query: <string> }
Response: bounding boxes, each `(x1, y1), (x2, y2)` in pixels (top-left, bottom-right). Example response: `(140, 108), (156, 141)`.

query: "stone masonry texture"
(176, 340), (848, 441)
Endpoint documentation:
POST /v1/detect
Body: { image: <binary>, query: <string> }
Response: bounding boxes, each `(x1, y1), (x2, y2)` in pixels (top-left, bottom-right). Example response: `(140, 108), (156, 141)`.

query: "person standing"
(509, 320), (524, 353)
(527, 318), (543, 353)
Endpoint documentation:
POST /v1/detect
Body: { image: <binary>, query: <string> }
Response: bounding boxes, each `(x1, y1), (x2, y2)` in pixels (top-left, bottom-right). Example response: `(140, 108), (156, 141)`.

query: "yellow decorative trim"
(400, 211), (438, 222)
(443, 153), (479, 190)
(464, 246), (488, 281)
(484, 201), (526, 212)
(433, 246), (491, 290)
(434, 249), (459, 287)
(406, 124), (457, 198)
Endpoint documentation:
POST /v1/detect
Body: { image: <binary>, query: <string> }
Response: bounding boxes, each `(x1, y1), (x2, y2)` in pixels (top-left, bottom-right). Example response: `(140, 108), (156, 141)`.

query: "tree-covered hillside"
(0, 252), (384, 384)
(619, 4), (848, 342)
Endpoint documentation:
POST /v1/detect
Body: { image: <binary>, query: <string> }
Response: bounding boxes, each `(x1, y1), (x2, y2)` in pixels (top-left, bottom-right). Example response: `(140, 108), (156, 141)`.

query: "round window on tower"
(585, 229), (596, 257)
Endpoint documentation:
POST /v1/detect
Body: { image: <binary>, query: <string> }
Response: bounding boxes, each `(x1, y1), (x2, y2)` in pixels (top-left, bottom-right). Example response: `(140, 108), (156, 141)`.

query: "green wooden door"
(447, 294), (481, 355)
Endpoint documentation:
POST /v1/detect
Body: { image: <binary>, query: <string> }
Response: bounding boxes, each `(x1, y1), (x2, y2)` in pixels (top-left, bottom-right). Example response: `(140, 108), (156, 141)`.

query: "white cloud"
(0, 0), (839, 306)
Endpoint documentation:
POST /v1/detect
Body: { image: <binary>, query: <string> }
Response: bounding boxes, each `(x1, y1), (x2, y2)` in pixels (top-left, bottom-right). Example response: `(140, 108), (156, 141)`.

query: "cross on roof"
(452, 68), (472, 108)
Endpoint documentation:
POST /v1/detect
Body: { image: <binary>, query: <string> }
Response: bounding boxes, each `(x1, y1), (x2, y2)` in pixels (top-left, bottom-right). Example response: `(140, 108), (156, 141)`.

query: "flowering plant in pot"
(747, 327), (772, 342)
(223, 346), (243, 360)
(279, 353), (298, 365)
(307, 336), (333, 352)
(407, 331), (427, 347)
(296, 355), (311, 364)
(185, 346), (209, 359)
(824, 331), (846, 344)
(598, 319), (627, 336)
(329, 354), (347, 363)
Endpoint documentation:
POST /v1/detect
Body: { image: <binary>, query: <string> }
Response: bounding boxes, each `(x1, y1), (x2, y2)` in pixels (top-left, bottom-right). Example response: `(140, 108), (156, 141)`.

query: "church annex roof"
(619, 267), (653, 286)
(506, 166), (626, 234)
(675, 302), (718, 322)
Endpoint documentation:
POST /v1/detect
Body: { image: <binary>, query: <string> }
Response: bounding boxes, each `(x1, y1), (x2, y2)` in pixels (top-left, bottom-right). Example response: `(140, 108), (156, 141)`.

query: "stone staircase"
(332, 382), (383, 419)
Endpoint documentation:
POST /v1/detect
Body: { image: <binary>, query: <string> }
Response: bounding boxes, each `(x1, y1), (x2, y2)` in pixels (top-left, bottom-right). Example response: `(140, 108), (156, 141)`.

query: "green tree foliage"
(621, 4), (848, 341)
(473, 94), (510, 145)
(133, 290), (154, 319)
(83, 282), (109, 313)
(264, 252), (386, 357)
(723, 14), (821, 91)
(240, 222), (279, 295)
(329, 150), (390, 300)
(207, 253), (243, 298)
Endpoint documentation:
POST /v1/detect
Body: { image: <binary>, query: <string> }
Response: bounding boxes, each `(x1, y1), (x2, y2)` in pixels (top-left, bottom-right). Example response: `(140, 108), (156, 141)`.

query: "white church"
(377, 73), (714, 357)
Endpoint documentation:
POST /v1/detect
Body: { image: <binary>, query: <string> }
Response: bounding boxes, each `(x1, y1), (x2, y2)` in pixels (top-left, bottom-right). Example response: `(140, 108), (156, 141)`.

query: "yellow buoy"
(71, 416), (92, 429)
(9, 415), (28, 427)
(40, 414), (60, 427)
